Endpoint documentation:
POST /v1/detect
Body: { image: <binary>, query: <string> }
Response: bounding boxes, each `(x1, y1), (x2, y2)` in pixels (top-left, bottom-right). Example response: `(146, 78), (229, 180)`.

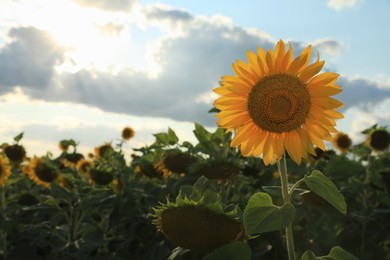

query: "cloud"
(95, 22), (125, 36)
(0, 27), (67, 91)
(327, 0), (361, 11)
(72, 0), (136, 12)
(338, 77), (390, 112)
(313, 38), (343, 56)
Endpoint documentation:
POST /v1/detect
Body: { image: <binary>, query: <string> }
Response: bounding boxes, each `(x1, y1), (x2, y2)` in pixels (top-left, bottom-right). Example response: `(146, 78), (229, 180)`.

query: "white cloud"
(72, 0), (136, 12)
(327, 0), (361, 11)
(313, 38), (343, 56)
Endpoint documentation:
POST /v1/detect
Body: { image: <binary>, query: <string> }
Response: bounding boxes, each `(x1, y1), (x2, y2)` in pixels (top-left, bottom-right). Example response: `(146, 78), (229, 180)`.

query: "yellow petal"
(299, 60), (325, 83)
(309, 72), (339, 86)
(231, 123), (255, 147)
(281, 42), (293, 71)
(287, 44), (312, 75)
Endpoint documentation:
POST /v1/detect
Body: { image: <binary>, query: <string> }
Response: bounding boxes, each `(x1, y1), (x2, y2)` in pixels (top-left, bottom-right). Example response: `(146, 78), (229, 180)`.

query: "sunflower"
(94, 143), (113, 158)
(332, 132), (352, 153)
(121, 126), (135, 140)
(155, 151), (197, 176)
(76, 158), (93, 174)
(191, 159), (240, 181)
(0, 155), (11, 186)
(88, 168), (114, 185)
(153, 195), (243, 252)
(365, 128), (390, 152)
(4, 144), (26, 163)
(214, 40), (343, 165)
(23, 157), (59, 188)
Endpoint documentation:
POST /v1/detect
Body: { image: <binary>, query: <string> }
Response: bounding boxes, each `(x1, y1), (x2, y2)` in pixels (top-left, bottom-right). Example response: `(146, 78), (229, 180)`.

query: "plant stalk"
(277, 154), (296, 260)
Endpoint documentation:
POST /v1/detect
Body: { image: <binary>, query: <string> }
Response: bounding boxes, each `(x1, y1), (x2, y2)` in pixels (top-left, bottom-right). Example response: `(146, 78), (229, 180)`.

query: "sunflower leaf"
(203, 241), (251, 260)
(304, 170), (347, 215)
(243, 192), (295, 235)
(167, 128), (179, 145)
(300, 246), (358, 260)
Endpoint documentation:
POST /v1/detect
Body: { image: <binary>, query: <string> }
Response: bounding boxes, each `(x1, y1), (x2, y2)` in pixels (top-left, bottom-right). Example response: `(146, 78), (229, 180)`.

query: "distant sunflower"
(4, 144), (26, 163)
(365, 128), (390, 152)
(214, 40), (343, 165)
(58, 140), (70, 152)
(76, 159), (93, 174)
(155, 151), (197, 175)
(24, 157), (59, 188)
(333, 132), (352, 153)
(0, 155), (11, 186)
(61, 153), (84, 168)
(88, 168), (114, 185)
(94, 143), (113, 158)
(121, 126), (135, 140)
(134, 162), (163, 178)
(192, 159), (240, 181)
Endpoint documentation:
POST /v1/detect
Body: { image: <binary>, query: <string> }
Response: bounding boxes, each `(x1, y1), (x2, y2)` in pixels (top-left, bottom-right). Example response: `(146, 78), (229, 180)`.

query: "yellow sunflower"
(214, 40), (344, 165)
(0, 155), (11, 186)
(332, 132), (352, 153)
(121, 126), (135, 140)
(23, 157), (59, 188)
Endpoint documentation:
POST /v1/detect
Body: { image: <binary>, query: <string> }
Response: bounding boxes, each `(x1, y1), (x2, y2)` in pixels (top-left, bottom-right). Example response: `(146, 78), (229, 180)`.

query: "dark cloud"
(338, 77), (390, 111)
(143, 5), (193, 23)
(0, 27), (66, 90)
(72, 0), (136, 12)
(313, 38), (343, 55)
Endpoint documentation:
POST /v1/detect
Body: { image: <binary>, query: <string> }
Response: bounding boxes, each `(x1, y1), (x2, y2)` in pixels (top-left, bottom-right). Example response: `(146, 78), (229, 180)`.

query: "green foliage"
(203, 241), (251, 260)
(304, 170), (347, 214)
(300, 246), (358, 260)
(244, 192), (295, 235)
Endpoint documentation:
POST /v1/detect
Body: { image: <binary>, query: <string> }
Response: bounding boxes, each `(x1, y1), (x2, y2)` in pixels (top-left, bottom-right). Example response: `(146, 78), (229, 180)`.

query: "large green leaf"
(300, 246), (358, 260)
(304, 170), (347, 215)
(203, 241), (251, 260)
(243, 192), (295, 235)
(167, 127), (179, 145)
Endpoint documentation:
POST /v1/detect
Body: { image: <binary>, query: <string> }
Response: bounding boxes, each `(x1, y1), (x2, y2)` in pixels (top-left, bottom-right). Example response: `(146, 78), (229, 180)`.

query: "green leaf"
(324, 156), (365, 178)
(193, 123), (211, 143)
(13, 132), (24, 142)
(300, 246), (358, 260)
(203, 241), (251, 260)
(167, 127), (179, 145)
(304, 171), (347, 215)
(300, 250), (319, 260)
(243, 192), (295, 235)
(327, 246), (359, 260)
(153, 132), (169, 145)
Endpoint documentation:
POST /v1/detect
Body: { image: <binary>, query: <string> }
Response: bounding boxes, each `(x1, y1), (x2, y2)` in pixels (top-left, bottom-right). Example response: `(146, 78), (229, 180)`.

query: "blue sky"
(0, 0), (389, 157)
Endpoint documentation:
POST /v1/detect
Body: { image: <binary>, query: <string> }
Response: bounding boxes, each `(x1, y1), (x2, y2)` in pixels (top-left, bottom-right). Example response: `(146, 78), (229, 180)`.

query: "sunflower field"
(0, 122), (388, 260)
(1, 41), (390, 260)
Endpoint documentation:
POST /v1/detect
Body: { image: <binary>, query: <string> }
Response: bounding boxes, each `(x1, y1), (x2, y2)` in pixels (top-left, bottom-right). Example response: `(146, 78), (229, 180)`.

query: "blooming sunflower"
(365, 128), (390, 152)
(332, 132), (352, 153)
(0, 155), (11, 186)
(23, 157), (59, 188)
(121, 126), (135, 140)
(214, 40), (344, 165)
(155, 151), (197, 176)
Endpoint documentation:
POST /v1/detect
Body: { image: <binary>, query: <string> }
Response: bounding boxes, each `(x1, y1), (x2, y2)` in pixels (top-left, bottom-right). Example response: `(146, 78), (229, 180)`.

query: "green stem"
(288, 178), (305, 201)
(277, 154), (296, 260)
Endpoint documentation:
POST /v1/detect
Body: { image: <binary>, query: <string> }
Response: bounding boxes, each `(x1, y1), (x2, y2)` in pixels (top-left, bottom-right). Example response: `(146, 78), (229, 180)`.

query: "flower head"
(4, 144), (26, 163)
(333, 132), (352, 153)
(121, 126), (135, 140)
(23, 157), (59, 188)
(214, 40), (343, 165)
(0, 155), (11, 186)
(365, 128), (390, 152)
(155, 151), (197, 175)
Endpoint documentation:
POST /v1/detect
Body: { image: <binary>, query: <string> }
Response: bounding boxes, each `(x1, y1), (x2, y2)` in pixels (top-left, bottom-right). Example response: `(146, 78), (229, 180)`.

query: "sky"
(0, 0), (390, 157)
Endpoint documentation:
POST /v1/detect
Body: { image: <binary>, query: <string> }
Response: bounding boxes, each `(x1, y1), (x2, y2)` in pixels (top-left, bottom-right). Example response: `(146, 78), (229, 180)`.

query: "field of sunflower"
(0, 41), (389, 260)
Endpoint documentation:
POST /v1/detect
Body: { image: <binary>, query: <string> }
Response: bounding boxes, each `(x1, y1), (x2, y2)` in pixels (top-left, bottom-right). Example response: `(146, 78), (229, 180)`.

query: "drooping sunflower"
(88, 168), (114, 185)
(76, 158), (93, 174)
(153, 194), (244, 252)
(23, 157), (59, 188)
(4, 144), (26, 164)
(365, 128), (390, 152)
(332, 132), (352, 153)
(155, 151), (198, 176)
(190, 159), (240, 181)
(121, 126), (135, 141)
(214, 40), (343, 165)
(0, 155), (11, 186)
(94, 143), (113, 158)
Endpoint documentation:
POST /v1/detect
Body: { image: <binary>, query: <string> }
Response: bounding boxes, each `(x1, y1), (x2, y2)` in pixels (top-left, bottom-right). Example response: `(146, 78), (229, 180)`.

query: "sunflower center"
(248, 73), (311, 133)
(337, 135), (351, 149)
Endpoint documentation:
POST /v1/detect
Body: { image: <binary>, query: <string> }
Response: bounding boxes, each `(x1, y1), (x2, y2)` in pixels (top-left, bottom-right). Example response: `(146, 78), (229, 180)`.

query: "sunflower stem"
(277, 154), (296, 260)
